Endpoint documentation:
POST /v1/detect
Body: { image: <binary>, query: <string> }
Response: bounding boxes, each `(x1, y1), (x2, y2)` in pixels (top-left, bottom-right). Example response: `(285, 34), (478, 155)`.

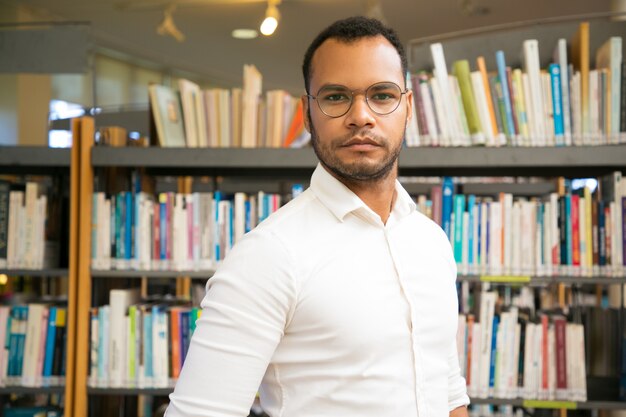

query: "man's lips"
(342, 137), (381, 147)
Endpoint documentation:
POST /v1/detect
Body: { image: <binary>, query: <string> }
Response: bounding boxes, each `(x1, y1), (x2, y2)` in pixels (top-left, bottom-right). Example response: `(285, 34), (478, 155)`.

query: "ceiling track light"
(157, 4), (186, 42)
(260, 0), (281, 36)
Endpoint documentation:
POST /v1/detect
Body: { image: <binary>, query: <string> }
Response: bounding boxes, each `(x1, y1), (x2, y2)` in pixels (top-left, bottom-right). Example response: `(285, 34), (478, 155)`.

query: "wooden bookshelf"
(0, 269), (69, 277)
(90, 269), (215, 278)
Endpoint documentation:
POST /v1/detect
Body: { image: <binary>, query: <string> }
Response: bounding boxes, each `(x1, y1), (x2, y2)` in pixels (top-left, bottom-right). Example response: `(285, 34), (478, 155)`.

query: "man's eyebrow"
(317, 83), (348, 90)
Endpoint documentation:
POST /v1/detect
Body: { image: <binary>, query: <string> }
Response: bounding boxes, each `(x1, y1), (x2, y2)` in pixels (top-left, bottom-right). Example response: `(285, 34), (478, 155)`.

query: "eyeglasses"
(306, 81), (409, 118)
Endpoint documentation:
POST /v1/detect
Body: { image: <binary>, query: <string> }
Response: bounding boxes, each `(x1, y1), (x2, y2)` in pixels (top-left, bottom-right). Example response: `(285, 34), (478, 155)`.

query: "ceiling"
(1, 0), (615, 95)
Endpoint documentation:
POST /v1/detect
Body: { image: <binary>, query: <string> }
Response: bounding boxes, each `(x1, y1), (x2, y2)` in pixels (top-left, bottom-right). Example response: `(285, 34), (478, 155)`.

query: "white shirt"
(166, 164), (469, 417)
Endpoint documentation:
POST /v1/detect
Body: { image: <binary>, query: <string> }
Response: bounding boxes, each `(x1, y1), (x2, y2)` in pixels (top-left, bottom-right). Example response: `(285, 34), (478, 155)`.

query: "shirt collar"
(309, 163), (416, 223)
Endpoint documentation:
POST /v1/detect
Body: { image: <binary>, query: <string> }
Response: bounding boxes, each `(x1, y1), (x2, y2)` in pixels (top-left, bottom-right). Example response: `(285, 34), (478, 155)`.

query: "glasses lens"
(366, 82), (402, 115)
(316, 86), (352, 117)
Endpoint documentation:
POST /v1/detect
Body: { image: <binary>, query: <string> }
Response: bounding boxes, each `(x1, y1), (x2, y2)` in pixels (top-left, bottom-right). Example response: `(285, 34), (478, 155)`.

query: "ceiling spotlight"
(157, 5), (185, 42)
(232, 29), (259, 39)
(260, 0), (281, 36)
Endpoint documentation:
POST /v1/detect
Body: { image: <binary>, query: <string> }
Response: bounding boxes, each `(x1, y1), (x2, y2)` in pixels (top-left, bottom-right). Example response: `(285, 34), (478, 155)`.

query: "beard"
(308, 110), (404, 183)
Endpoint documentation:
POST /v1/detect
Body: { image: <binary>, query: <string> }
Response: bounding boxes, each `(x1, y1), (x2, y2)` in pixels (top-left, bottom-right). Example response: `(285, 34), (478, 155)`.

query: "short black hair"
(302, 16), (407, 94)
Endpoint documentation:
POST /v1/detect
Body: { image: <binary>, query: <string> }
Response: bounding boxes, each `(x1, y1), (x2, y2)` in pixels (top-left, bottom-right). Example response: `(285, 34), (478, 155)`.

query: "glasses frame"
(306, 81), (409, 118)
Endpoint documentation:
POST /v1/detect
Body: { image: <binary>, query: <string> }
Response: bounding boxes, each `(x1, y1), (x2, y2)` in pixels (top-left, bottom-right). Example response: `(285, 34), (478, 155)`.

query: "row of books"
(0, 305), (67, 387)
(418, 173), (626, 277)
(457, 293), (587, 401)
(149, 66), (310, 149)
(404, 24), (626, 147)
(0, 180), (59, 270)
(90, 191), (282, 271)
(87, 288), (199, 388)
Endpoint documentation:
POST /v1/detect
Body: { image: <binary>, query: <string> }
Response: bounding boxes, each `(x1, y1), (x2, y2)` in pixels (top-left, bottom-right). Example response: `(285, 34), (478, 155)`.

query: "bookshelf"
(0, 145), (75, 416)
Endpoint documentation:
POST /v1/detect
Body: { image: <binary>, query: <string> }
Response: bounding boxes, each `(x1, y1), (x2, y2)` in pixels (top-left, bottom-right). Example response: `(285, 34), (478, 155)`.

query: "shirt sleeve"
(447, 333), (470, 411)
(165, 230), (296, 417)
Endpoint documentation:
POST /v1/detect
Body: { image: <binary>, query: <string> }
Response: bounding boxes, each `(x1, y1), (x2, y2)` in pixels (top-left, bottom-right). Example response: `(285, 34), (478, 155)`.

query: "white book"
(502, 195), (513, 275)
(548, 326), (556, 400)
(549, 193), (560, 275)
(152, 307), (170, 388)
(242, 64), (262, 148)
(450, 75), (470, 146)
(522, 323), (536, 399)
(489, 202), (502, 275)
(511, 201), (522, 276)
(22, 304), (47, 387)
(469, 322), (482, 397)
(478, 291), (497, 398)
(571, 72), (583, 145)
(521, 72), (534, 147)
(7, 191), (24, 269)
(178, 79), (201, 148)
(470, 71), (492, 145)
(574, 323), (587, 401)
(522, 40), (546, 146)
(429, 77), (449, 146)
(420, 80), (439, 145)
(233, 192), (247, 245)
(511, 322), (521, 399)
(405, 73), (421, 147)
(554, 39), (573, 146)
(457, 314), (467, 378)
(541, 72), (555, 147)
(89, 309), (99, 387)
(588, 70), (600, 145)
(0, 306), (9, 387)
(480, 201), (489, 275)
(495, 311), (508, 398)
(430, 43), (457, 145)
(596, 36), (622, 143)
(108, 288), (140, 387)
(217, 89), (232, 147)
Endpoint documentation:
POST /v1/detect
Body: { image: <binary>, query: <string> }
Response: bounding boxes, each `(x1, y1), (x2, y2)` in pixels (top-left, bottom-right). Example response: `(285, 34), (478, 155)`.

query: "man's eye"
(321, 93), (349, 102)
(370, 92), (396, 101)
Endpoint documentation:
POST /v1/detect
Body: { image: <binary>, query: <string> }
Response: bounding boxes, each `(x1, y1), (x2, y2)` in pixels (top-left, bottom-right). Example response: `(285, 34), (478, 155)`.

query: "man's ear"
(301, 95), (311, 133)
(405, 89), (413, 123)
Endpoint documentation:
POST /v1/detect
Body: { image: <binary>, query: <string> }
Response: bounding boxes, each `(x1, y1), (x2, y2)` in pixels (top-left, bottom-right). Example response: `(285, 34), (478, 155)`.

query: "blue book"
(16, 306), (28, 377)
(228, 203), (234, 250)
(125, 191), (133, 261)
(7, 307), (18, 377)
(214, 191), (222, 261)
(135, 193), (142, 267)
(98, 306), (109, 383)
(488, 314), (500, 391)
(485, 202), (491, 266)
(549, 63), (565, 145)
(442, 177), (454, 240)
(537, 204), (545, 267)
(467, 195), (476, 268)
(244, 200), (251, 233)
(476, 202), (482, 267)
(453, 194), (465, 263)
(42, 307), (57, 379)
(565, 194), (573, 267)
(110, 195), (116, 261)
(143, 309), (154, 380)
(179, 310), (191, 365)
(598, 201), (606, 267)
(115, 194), (123, 262)
(495, 50), (516, 138)
(159, 195), (167, 262)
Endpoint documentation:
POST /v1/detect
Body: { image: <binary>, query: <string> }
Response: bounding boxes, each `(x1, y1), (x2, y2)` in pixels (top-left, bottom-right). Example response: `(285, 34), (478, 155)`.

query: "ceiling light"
(260, 0), (280, 36)
(232, 29), (259, 39)
(157, 5), (185, 42)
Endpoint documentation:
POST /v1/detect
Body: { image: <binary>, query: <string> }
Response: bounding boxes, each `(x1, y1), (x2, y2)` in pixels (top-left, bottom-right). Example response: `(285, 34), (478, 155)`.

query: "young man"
(166, 17), (469, 417)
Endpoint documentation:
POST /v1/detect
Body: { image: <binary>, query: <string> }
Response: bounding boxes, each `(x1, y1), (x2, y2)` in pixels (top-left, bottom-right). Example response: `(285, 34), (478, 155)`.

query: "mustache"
(336, 129), (386, 146)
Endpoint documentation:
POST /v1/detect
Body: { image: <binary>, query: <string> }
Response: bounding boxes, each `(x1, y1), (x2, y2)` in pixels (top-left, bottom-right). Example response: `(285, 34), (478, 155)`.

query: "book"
(148, 84), (187, 148)
(595, 36), (622, 143)
(571, 22), (590, 139)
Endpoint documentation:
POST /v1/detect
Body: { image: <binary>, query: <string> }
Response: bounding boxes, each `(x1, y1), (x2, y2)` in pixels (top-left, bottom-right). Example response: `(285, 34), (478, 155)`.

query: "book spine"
(549, 63), (565, 145)
(495, 51), (516, 139)
(0, 182), (10, 267)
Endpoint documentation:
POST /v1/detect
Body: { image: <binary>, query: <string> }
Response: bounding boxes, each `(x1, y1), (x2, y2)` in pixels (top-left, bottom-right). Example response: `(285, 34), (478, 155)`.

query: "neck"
(327, 164), (398, 224)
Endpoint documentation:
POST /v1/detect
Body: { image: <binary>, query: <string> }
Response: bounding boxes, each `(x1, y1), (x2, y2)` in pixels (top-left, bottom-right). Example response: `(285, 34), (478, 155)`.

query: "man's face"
(303, 35), (412, 182)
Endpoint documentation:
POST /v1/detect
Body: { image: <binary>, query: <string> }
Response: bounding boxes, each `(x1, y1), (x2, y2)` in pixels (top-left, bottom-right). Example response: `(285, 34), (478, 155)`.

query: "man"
(166, 16), (469, 417)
